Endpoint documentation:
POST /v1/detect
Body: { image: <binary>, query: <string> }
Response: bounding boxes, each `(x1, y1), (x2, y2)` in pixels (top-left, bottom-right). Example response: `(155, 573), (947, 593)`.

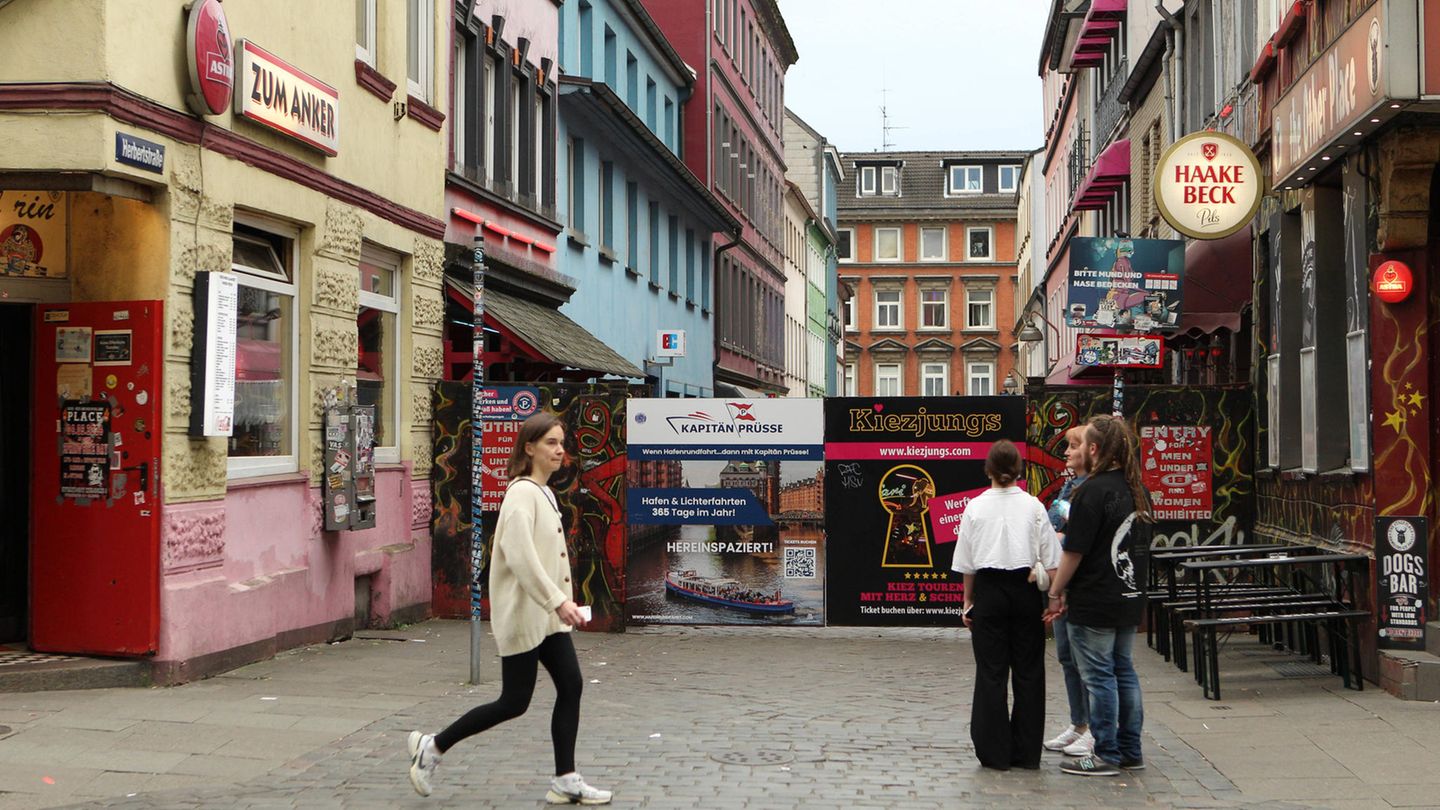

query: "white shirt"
(950, 486), (1062, 575)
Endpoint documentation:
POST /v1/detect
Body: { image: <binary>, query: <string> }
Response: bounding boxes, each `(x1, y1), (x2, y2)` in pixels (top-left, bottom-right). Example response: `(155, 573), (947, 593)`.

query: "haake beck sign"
(1154, 131), (1263, 241)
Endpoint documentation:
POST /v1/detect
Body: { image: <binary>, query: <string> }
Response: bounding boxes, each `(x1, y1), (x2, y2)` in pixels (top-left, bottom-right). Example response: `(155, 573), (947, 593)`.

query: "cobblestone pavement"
(2, 620), (1433, 808)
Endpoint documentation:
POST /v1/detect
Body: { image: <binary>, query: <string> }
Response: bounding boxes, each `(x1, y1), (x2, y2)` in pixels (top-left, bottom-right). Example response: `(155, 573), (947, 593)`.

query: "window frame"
(859, 166), (876, 195)
(873, 287), (902, 330)
(921, 361), (949, 397)
(965, 286), (994, 329)
(873, 226), (901, 262)
(228, 213), (301, 480)
(919, 286), (948, 329)
(949, 164), (982, 195)
(836, 227), (855, 262)
(967, 361), (994, 396)
(356, 0), (377, 66)
(874, 362), (902, 397)
(844, 363), (857, 396)
(966, 226), (994, 261)
(920, 226), (947, 261)
(998, 165), (1021, 193)
(357, 243), (403, 464)
(880, 165), (898, 195)
(842, 294), (856, 332)
(406, 0), (435, 103)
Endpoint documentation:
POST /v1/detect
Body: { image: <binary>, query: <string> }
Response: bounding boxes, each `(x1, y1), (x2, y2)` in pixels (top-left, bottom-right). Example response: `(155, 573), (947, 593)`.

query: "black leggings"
(433, 632), (583, 775)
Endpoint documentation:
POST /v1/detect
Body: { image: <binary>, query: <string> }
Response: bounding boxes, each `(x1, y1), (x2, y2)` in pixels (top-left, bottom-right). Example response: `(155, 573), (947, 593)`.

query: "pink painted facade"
(155, 471), (433, 681)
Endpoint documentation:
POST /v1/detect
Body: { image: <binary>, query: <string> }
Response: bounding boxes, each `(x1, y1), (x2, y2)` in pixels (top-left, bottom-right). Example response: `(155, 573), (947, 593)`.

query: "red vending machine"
(31, 301), (163, 656)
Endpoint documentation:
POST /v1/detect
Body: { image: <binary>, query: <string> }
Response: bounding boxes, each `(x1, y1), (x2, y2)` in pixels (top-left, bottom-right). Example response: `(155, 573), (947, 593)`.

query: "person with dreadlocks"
(1042, 415), (1153, 777)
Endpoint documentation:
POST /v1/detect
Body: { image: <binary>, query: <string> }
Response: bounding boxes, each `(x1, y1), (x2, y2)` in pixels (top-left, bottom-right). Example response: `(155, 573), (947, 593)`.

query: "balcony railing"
(1067, 122), (1089, 209)
(1094, 57), (1128, 143)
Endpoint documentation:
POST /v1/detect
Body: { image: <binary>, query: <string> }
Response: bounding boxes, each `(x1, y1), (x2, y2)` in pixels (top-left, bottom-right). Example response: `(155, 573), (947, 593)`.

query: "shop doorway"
(0, 304), (31, 644)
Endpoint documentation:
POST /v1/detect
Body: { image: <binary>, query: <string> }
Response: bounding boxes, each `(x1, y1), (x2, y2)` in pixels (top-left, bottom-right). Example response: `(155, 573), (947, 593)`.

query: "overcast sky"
(778, 1), (1050, 154)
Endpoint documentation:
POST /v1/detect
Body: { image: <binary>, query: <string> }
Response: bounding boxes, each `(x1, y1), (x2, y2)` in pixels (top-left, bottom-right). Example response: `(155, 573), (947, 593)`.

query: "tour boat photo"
(664, 570), (795, 614)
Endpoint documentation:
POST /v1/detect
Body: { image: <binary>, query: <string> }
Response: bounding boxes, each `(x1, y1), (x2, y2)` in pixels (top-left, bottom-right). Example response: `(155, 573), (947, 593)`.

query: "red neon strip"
(482, 220), (516, 238)
(532, 241), (556, 254)
(451, 207), (484, 225)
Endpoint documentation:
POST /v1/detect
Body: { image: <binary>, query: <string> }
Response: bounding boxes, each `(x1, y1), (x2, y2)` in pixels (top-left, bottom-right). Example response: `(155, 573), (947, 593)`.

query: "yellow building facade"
(0, 0), (448, 680)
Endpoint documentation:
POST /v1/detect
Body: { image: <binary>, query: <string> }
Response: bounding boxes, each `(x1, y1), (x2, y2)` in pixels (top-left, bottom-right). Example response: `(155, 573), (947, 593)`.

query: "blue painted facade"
(556, 0), (736, 397)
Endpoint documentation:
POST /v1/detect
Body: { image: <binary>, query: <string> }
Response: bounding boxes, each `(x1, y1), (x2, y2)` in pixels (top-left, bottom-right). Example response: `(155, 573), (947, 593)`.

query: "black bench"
(1184, 609), (1369, 700)
(1160, 591), (1332, 670)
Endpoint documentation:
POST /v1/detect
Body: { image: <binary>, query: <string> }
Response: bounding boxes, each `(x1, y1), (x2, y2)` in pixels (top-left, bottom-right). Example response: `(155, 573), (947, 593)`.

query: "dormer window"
(948, 165), (982, 194)
(857, 163), (901, 197)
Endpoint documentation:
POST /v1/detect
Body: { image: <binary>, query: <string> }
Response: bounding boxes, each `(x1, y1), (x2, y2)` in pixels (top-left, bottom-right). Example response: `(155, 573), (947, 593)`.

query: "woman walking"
(1045, 415), (1152, 777)
(953, 440), (1062, 770)
(1043, 426), (1094, 758)
(407, 412), (611, 805)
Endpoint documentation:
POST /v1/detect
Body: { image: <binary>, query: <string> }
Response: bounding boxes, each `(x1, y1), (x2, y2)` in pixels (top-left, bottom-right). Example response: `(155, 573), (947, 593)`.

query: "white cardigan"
(489, 477), (572, 656)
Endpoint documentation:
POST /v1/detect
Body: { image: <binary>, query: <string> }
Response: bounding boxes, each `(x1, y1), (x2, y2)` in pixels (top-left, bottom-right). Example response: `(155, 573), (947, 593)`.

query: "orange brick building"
(837, 151), (1027, 397)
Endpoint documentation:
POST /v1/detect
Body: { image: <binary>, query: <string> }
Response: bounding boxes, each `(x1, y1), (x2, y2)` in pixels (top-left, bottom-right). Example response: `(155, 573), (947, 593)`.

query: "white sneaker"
(1043, 725), (1082, 751)
(407, 731), (441, 797)
(1062, 730), (1095, 757)
(546, 772), (613, 805)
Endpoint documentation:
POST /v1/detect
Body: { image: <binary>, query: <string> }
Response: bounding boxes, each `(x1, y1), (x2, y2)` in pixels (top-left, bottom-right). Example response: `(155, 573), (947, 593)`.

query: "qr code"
(784, 547), (817, 579)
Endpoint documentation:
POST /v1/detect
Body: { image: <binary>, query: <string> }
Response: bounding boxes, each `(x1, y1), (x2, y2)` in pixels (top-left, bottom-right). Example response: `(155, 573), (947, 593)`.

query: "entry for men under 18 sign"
(824, 397), (1026, 626)
(1376, 516), (1428, 651)
(625, 398), (826, 627)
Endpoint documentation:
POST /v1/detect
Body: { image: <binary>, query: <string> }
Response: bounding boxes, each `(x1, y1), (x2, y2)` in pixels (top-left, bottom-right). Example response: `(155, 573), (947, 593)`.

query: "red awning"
(1070, 0), (1125, 65)
(1179, 226), (1253, 335)
(1073, 138), (1130, 211)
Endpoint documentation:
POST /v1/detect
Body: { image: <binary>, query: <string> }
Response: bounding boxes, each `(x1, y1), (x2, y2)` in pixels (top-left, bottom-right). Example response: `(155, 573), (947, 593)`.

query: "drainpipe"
(712, 233), (742, 394)
(1156, 3), (1183, 141)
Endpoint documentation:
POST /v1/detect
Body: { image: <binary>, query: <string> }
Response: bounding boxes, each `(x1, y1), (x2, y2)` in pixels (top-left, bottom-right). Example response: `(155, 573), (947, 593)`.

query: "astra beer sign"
(234, 40), (340, 156)
(1154, 131), (1262, 241)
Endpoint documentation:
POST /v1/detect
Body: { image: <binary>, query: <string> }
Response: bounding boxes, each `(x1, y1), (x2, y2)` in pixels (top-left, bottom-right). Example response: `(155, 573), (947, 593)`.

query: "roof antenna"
(880, 74), (907, 151)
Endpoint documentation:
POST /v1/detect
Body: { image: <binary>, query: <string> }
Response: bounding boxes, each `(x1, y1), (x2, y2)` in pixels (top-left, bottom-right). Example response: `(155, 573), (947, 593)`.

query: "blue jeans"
(1052, 616), (1089, 727)
(1066, 623), (1143, 763)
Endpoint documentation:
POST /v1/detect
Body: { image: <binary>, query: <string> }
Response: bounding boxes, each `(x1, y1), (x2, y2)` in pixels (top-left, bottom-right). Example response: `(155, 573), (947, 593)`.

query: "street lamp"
(1016, 311), (1061, 375)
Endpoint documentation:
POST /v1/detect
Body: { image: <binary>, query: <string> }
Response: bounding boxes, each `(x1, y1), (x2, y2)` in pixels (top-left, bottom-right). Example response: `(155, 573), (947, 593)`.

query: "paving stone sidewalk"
(0, 620), (1434, 808)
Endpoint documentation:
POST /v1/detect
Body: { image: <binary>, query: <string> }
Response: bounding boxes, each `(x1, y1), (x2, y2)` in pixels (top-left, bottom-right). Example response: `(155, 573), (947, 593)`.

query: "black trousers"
(969, 568), (1046, 770)
(434, 632), (583, 775)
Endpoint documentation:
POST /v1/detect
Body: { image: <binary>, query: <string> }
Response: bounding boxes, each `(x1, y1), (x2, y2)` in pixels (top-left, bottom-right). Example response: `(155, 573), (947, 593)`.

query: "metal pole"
(469, 234), (486, 684)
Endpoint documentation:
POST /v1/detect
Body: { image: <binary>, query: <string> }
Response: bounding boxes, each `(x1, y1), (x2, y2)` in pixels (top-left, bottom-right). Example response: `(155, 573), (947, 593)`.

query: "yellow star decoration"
(904, 571), (913, 580)
(1404, 382), (1415, 391)
(1383, 410), (1407, 433)
(1406, 391), (1425, 409)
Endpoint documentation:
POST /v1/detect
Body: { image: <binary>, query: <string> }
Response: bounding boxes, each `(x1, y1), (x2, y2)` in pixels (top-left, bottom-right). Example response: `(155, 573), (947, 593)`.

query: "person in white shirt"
(952, 439), (1061, 770)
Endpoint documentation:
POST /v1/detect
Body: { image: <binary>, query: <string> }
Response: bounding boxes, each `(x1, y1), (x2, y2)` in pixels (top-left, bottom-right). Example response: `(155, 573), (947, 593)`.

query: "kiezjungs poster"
(626, 398), (825, 626)
(824, 397), (1026, 626)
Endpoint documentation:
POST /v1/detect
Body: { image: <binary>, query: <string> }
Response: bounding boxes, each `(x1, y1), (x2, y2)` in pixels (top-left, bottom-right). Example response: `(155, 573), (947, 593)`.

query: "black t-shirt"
(1061, 469), (1147, 627)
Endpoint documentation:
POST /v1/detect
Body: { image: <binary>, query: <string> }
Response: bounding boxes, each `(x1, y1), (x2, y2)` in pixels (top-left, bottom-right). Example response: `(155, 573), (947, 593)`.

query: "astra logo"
(665, 403), (783, 435)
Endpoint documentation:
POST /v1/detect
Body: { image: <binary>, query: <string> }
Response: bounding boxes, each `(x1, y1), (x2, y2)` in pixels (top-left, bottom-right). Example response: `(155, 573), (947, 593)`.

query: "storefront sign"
(1155, 131), (1263, 240)
(1376, 516), (1428, 650)
(1140, 426), (1213, 521)
(626, 398), (825, 627)
(656, 330), (686, 357)
(823, 396), (1025, 627)
(234, 40), (340, 156)
(1076, 334), (1164, 368)
(1066, 237), (1185, 333)
(189, 271), (238, 437)
(115, 132), (166, 174)
(1373, 259), (1414, 303)
(1272, 2), (1389, 185)
(478, 386), (540, 511)
(60, 401), (111, 500)
(0, 190), (67, 279)
(183, 0), (233, 116)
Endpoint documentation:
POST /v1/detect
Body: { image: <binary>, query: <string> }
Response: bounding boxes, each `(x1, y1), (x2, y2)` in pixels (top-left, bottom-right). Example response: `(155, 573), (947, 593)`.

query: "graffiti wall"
(431, 382), (642, 631)
(1024, 384), (1254, 552)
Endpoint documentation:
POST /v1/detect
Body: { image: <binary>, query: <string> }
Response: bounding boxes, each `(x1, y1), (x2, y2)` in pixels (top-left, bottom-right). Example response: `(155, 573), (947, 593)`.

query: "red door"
(30, 301), (162, 656)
